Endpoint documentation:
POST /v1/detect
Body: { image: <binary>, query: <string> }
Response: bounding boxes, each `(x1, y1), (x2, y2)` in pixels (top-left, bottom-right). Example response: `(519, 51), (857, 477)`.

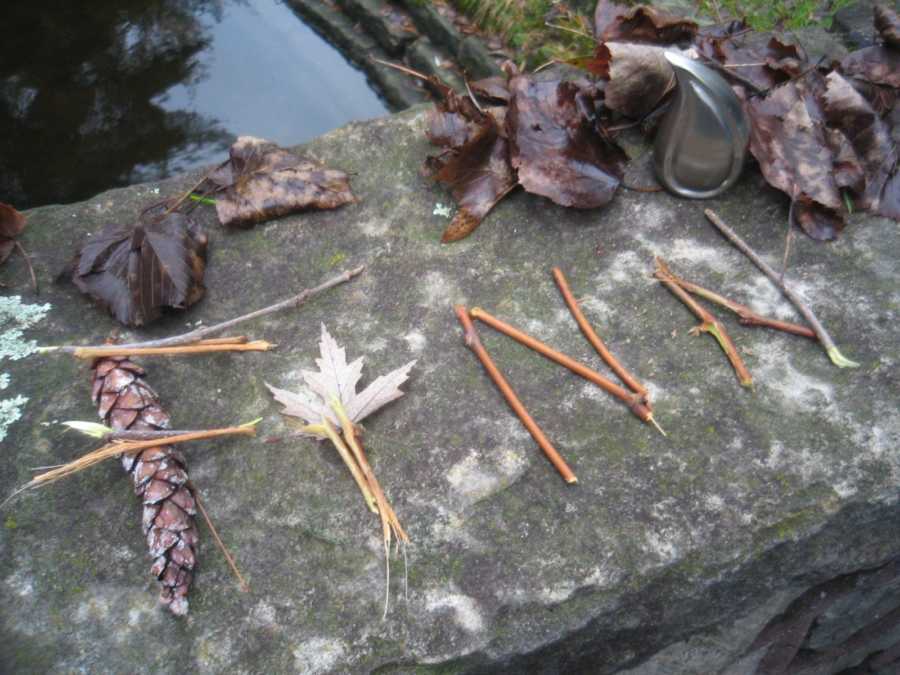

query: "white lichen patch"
(358, 216), (390, 238)
(292, 637), (348, 674)
(595, 250), (645, 289)
(446, 447), (527, 507)
(0, 394), (28, 443)
(433, 202), (453, 218)
(424, 588), (485, 633)
(662, 238), (738, 275)
(403, 330), (427, 354)
(419, 270), (459, 308)
(756, 346), (836, 413)
(0, 296), (51, 441)
(0, 296), (51, 361)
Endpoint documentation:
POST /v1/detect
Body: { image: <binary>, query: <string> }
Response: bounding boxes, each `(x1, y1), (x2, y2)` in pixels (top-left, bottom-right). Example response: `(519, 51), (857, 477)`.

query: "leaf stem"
(552, 267), (650, 402)
(191, 485), (250, 592)
(703, 209), (859, 368)
(455, 306), (577, 484)
(656, 259), (815, 338)
(36, 266), (364, 355)
(469, 307), (663, 431)
(69, 340), (274, 359)
(654, 258), (753, 388)
(318, 419), (379, 514)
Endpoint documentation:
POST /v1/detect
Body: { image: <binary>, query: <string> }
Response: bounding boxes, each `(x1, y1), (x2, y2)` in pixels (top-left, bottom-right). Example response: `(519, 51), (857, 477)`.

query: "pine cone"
(90, 356), (198, 616)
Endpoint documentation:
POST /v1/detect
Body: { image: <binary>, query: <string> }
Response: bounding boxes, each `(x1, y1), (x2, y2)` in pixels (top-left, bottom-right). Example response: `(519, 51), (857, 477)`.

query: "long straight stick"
(455, 306), (577, 484)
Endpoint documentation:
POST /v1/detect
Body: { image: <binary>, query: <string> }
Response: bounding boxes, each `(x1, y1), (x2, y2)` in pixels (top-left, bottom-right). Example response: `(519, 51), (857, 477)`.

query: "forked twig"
(455, 306), (577, 484)
(654, 258), (753, 388)
(704, 209), (859, 368)
(552, 267), (649, 402)
(656, 261), (815, 339)
(37, 266), (365, 357)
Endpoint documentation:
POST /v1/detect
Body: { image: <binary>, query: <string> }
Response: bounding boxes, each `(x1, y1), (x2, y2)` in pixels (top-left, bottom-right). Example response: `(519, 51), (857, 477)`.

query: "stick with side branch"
(654, 258), (753, 388)
(704, 209), (859, 368)
(37, 266), (365, 358)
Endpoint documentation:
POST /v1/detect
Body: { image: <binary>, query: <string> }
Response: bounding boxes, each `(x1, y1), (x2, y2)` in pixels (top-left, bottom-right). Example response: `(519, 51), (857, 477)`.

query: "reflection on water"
(0, 0), (389, 209)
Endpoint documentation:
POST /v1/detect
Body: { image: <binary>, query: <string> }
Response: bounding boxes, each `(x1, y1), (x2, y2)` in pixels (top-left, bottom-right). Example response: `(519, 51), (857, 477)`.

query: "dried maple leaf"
(594, 0), (697, 45)
(266, 324), (415, 430)
(205, 136), (356, 229)
(72, 210), (208, 326)
(507, 77), (625, 208)
(0, 202), (26, 266)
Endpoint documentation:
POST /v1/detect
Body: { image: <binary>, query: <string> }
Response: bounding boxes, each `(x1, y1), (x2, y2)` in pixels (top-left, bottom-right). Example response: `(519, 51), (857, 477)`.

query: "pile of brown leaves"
(425, 1), (899, 242)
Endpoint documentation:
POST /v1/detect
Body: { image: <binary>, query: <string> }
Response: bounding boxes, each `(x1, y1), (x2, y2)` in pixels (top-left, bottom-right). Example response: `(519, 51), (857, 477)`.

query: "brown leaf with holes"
(875, 3), (900, 48)
(0, 202), (25, 265)
(593, 0), (697, 44)
(507, 76), (625, 208)
(696, 30), (808, 95)
(746, 78), (846, 240)
(840, 46), (900, 89)
(206, 136), (356, 228)
(72, 210), (208, 326)
(822, 72), (900, 219)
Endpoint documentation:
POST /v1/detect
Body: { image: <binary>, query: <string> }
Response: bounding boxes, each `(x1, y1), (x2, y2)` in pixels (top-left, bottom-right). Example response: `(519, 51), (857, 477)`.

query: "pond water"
(0, 0), (390, 209)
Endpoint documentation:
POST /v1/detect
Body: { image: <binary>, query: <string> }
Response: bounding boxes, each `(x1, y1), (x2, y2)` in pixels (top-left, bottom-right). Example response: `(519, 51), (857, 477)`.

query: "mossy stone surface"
(0, 107), (898, 673)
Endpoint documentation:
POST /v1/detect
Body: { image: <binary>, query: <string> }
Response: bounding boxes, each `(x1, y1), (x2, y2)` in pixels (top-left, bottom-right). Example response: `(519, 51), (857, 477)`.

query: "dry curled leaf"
(594, 0), (697, 44)
(591, 43), (678, 118)
(206, 136), (356, 228)
(507, 76), (625, 208)
(72, 211), (208, 326)
(427, 109), (517, 243)
(266, 324), (415, 429)
(0, 202), (25, 265)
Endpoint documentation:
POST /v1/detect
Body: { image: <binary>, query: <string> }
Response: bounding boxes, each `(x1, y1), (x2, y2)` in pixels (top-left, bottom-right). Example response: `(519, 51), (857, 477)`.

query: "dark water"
(0, 0), (390, 209)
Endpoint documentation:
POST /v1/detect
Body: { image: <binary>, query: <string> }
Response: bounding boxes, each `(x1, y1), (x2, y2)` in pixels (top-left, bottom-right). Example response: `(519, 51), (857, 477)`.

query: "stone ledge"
(1, 107), (898, 673)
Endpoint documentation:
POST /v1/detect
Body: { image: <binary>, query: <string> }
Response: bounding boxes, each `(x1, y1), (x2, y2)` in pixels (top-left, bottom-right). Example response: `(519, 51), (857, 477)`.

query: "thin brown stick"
(654, 258), (753, 388)
(14, 241), (38, 293)
(38, 266), (365, 355)
(657, 260), (815, 339)
(469, 307), (664, 432)
(704, 209), (859, 368)
(552, 267), (650, 402)
(455, 306), (577, 484)
(192, 486), (249, 592)
(70, 340), (274, 360)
